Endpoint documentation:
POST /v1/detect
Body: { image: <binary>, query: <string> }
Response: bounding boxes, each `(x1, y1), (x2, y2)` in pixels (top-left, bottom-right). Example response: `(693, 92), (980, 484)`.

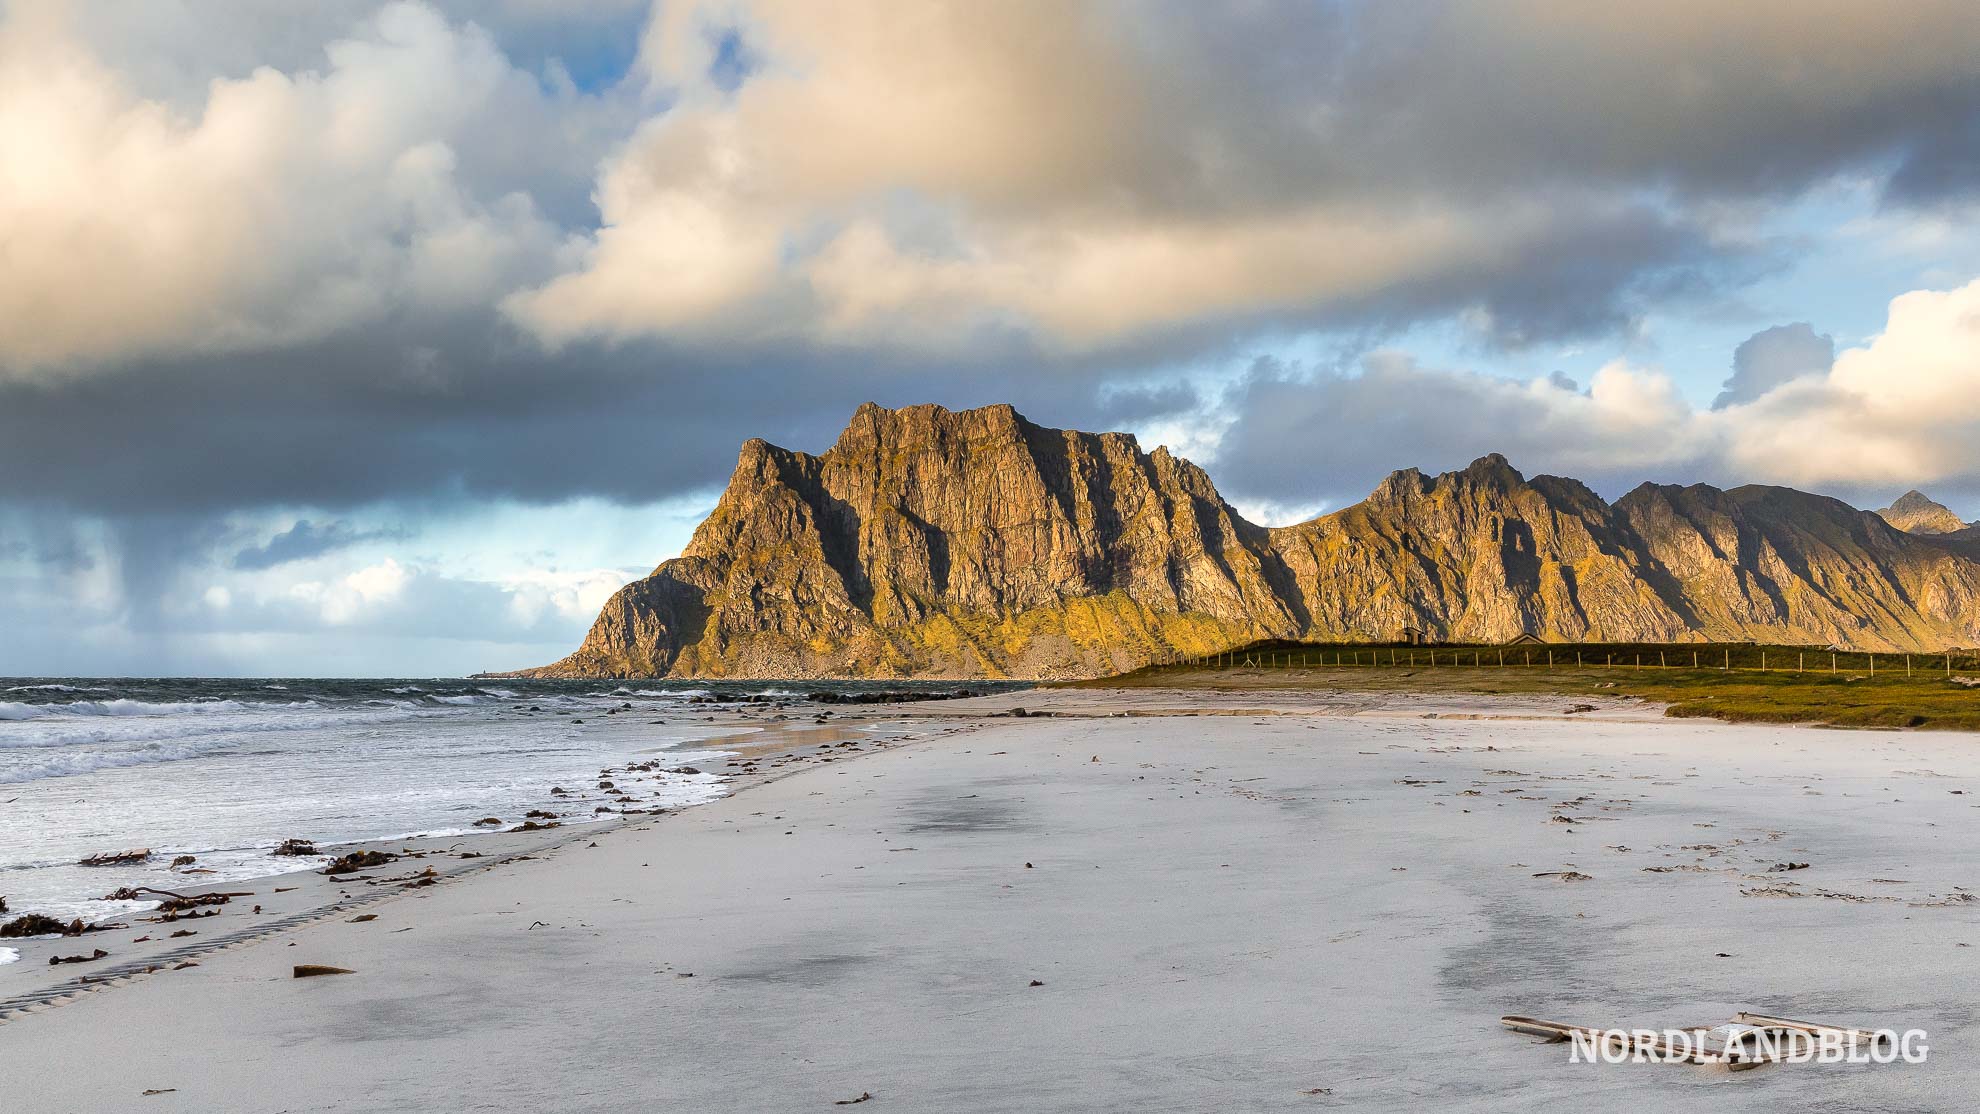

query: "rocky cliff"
(1876, 490), (1968, 535)
(522, 403), (1980, 679)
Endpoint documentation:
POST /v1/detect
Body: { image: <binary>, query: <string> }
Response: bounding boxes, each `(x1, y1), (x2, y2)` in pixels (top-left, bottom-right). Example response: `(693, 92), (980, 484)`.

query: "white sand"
(6, 690), (1979, 1111)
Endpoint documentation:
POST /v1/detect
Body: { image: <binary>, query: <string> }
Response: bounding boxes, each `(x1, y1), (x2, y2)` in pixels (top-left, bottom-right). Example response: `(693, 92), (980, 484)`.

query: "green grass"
(1063, 640), (1980, 731)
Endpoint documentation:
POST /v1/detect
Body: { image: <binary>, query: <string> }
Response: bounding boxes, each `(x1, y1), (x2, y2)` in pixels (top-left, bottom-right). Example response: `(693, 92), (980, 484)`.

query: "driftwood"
(1501, 1015), (1761, 1070)
(293, 965), (354, 978)
(78, 849), (151, 867)
(1731, 1011), (1891, 1049)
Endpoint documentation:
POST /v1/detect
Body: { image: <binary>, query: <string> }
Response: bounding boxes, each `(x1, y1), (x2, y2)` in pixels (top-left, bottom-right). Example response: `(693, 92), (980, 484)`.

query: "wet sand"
(6, 688), (1979, 1111)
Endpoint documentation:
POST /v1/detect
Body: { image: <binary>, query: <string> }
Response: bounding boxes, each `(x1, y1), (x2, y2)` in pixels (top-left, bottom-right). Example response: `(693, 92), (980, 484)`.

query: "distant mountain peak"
(1877, 490), (1967, 535)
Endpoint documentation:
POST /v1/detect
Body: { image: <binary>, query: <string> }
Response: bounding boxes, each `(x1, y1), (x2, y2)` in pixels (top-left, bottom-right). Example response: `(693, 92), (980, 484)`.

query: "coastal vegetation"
(1080, 640), (1980, 731)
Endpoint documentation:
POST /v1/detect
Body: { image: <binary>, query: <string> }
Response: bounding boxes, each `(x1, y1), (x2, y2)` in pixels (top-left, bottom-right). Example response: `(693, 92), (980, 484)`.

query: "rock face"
(523, 404), (1980, 679)
(1876, 490), (1968, 535)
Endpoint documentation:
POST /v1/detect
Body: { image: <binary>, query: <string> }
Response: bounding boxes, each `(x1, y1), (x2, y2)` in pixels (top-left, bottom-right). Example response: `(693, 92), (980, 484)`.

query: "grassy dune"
(1070, 641), (1980, 731)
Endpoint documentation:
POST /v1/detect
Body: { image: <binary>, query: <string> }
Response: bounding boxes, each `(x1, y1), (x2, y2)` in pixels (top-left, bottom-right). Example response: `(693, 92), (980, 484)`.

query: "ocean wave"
(0, 736), (242, 783)
(0, 946), (18, 966)
(0, 703), (451, 756)
(0, 698), (325, 719)
(477, 688), (518, 698)
(388, 686), (426, 694)
(5, 683), (113, 694)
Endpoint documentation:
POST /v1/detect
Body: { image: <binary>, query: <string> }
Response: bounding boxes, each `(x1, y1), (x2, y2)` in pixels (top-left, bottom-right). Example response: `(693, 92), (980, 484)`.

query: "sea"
(0, 676), (1010, 952)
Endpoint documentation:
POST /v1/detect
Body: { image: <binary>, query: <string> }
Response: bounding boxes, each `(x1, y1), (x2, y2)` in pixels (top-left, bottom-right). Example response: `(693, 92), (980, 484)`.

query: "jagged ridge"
(522, 403), (1980, 679)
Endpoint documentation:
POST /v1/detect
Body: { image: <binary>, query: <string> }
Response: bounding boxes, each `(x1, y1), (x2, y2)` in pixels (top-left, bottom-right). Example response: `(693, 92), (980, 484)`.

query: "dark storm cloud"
(1314, 1), (1980, 205)
(231, 520), (410, 570)
(1093, 382), (1202, 426)
(0, 307), (1174, 518)
(1714, 324), (1836, 410)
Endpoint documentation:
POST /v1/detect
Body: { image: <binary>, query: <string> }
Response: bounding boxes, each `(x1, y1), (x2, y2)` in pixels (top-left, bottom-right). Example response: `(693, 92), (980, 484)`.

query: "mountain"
(1876, 490), (1968, 535)
(519, 403), (1980, 679)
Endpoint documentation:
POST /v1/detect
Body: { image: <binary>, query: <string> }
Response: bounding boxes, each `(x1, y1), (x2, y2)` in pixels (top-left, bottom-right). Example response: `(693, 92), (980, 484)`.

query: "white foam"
(0, 947), (18, 966)
(0, 698), (326, 719)
(0, 704), (438, 751)
(0, 737), (238, 782)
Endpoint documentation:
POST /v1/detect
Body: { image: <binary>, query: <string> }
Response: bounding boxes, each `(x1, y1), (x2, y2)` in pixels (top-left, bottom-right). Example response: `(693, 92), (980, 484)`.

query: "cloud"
(11, 0), (1980, 672)
(7, 0), (1980, 520)
(231, 519), (409, 570)
(1214, 276), (1980, 515)
(1714, 323), (1835, 409)
(0, 1), (589, 374)
(507, 0), (1980, 357)
(1214, 353), (1708, 513)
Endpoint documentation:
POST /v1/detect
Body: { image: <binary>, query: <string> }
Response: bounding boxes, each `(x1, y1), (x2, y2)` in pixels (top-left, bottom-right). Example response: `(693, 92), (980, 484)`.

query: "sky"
(10, 0), (1980, 676)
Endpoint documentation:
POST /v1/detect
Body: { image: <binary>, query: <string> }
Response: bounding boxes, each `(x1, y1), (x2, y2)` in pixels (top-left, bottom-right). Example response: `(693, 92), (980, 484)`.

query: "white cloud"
(504, 2), (1721, 353)
(1220, 276), (1980, 507)
(0, 1), (574, 374)
(1717, 282), (1980, 486)
(499, 566), (632, 628)
(290, 557), (411, 624)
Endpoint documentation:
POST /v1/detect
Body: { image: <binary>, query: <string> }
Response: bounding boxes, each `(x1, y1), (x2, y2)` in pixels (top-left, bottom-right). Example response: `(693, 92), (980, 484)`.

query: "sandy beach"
(6, 687), (1979, 1111)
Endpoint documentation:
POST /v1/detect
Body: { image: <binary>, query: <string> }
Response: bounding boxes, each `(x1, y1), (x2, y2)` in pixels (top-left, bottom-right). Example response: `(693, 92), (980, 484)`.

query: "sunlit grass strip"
(1072, 640), (1980, 731)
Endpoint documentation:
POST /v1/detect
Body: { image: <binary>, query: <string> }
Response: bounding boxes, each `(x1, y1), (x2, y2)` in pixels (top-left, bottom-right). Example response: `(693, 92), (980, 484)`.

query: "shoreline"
(0, 705), (963, 1015)
(9, 688), (1980, 1110)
